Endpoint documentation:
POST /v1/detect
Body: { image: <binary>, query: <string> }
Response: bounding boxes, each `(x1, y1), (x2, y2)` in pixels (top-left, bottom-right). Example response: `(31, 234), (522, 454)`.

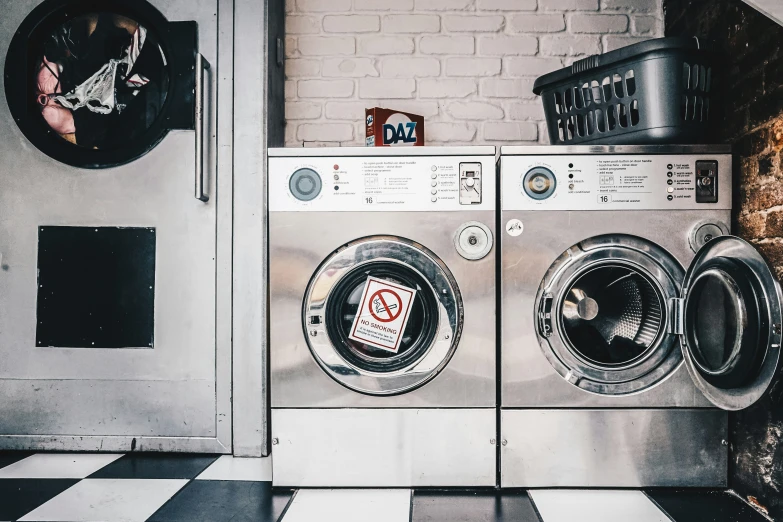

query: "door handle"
(195, 54), (211, 202)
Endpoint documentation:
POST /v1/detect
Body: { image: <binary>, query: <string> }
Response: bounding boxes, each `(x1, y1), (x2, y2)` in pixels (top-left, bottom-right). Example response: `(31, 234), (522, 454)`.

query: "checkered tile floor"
(0, 452), (767, 521)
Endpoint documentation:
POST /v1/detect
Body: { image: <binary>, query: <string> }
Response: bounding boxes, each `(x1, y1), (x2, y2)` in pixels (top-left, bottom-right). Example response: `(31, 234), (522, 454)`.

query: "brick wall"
(284, 0), (663, 147)
(665, 1), (783, 519)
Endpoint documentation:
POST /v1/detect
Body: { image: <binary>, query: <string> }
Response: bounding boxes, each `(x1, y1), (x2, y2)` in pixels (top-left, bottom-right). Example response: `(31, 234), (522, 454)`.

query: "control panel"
(270, 155), (495, 212)
(459, 163), (483, 205)
(501, 154), (732, 211)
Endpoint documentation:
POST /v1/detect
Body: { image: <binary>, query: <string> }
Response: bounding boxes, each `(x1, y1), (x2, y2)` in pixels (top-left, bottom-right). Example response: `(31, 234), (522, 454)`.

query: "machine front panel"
(270, 155), (496, 212)
(502, 154), (732, 211)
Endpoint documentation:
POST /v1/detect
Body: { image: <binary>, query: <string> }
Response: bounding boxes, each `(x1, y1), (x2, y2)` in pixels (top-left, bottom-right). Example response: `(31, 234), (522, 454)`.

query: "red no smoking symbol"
(368, 289), (402, 323)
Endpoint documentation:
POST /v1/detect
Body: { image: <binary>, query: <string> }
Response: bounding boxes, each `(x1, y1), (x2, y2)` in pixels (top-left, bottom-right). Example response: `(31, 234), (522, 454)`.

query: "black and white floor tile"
(0, 452), (768, 522)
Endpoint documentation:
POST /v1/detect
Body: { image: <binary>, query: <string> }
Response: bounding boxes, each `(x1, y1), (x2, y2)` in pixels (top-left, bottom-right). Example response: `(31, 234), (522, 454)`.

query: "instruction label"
(348, 277), (417, 353)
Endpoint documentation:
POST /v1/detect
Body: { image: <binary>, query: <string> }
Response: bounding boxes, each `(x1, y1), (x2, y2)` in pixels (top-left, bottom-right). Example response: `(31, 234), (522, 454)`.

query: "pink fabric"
(36, 57), (75, 135)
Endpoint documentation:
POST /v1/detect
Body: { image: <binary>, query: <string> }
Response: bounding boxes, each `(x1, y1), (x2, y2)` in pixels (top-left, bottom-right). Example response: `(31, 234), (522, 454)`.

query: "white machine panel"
(502, 154), (732, 211)
(272, 408), (496, 487)
(270, 155), (496, 212)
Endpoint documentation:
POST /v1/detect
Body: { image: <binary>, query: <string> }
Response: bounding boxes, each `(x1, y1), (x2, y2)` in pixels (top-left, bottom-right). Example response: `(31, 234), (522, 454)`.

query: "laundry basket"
(533, 37), (714, 145)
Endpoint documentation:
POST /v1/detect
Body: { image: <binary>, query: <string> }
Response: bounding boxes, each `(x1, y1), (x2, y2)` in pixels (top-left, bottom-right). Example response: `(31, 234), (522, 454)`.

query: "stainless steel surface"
(536, 235), (683, 396)
(0, 0), (231, 452)
(501, 210), (724, 407)
(454, 221), (493, 261)
(501, 409), (728, 487)
(269, 155), (496, 213)
(269, 146), (496, 158)
(500, 145), (733, 155)
(272, 408), (496, 487)
(680, 236), (783, 410)
(688, 220), (729, 253)
(271, 211), (496, 408)
(232, 0), (284, 458)
(195, 54), (210, 202)
(303, 237), (462, 395)
(501, 154), (733, 211)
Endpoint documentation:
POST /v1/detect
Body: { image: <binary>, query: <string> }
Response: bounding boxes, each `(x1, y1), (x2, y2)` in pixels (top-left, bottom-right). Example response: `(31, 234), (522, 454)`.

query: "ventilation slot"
(595, 108), (606, 133)
(607, 105), (617, 131)
(602, 76), (613, 102)
(630, 99), (640, 126)
(613, 73), (624, 98)
(554, 91), (564, 114)
(618, 103), (628, 128)
(625, 70), (636, 96)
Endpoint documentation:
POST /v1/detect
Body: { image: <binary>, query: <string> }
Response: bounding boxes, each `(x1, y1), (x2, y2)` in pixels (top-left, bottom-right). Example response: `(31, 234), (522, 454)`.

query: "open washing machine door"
(536, 234), (685, 396)
(675, 235), (783, 411)
(303, 236), (464, 396)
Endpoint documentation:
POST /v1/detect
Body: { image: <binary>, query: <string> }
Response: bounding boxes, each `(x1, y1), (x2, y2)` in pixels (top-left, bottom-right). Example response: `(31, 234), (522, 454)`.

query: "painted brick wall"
(284, 0), (663, 147)
(664, 1), (783, 520)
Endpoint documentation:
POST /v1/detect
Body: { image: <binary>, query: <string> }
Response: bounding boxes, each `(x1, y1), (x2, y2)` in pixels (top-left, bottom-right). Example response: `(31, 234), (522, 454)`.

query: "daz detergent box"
(365, 107), (425, 147)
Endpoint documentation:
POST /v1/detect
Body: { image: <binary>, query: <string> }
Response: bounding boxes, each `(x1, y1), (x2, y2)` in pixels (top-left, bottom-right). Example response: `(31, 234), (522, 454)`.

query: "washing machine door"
(679, 235), (783, 411)
(303, 236), (463, 396)
(4, 0), (204, 170)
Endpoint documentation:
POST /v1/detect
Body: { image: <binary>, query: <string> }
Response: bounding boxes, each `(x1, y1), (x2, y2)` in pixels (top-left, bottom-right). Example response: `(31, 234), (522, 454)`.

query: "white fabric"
(53, 26), (148, 115)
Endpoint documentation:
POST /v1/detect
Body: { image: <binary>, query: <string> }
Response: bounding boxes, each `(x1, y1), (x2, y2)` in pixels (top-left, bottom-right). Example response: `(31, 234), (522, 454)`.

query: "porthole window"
(5, 0), (198, 168)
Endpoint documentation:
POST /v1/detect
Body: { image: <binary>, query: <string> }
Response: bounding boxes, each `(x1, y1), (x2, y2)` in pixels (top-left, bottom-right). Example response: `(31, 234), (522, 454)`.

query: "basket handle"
(571, 54), (600, 75)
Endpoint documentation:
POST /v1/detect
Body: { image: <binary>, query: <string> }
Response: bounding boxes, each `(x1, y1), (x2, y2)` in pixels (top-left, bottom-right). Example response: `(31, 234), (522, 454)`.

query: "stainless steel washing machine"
(269, 146), (497, 487)
(499, 145), (782, 488)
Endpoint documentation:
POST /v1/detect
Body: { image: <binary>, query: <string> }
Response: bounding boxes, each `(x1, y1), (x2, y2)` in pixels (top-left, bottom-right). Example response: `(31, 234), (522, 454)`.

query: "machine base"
(501, 409), (728, 488)
(272, 408), (496, 487)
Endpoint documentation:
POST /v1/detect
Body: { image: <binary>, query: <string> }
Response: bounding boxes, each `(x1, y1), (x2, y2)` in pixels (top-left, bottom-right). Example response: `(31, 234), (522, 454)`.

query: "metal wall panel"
(272, 408), (497, 487)
(501, 409), (728, 487)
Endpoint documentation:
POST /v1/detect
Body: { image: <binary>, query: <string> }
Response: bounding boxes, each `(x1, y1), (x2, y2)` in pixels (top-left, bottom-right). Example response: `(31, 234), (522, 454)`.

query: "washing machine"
(269, 146), (497, 487)
(499, 145), (782, 488)
(0, 0), (259, 453)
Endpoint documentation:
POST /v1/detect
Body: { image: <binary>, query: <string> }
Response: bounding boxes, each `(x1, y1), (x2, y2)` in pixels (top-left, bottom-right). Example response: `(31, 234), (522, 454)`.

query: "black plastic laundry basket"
(533, 37), (714, 145)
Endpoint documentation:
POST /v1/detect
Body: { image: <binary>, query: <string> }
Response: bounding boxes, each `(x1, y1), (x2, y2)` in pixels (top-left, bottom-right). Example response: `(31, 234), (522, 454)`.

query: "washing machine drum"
(303, 237), (464, 396)
(561, 265), (663, 367)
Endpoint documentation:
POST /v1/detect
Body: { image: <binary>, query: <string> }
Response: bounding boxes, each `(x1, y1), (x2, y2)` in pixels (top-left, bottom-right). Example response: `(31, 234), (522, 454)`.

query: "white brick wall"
(284, 0), (663, 147)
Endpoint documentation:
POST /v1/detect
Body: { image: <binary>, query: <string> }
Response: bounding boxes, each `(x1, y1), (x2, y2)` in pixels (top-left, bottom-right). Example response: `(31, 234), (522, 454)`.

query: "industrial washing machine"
(269, 146), (497, 487)
(499, 145), (782, 487)
(0, 0), (284, 455)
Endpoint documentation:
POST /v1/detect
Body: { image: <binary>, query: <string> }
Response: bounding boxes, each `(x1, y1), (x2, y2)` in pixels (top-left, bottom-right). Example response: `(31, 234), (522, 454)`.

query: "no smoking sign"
(349, 276), (417, 353)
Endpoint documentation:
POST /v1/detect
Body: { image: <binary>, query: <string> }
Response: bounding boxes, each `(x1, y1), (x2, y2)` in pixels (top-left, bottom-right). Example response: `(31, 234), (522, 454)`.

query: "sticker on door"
(349, 276), (417, 353)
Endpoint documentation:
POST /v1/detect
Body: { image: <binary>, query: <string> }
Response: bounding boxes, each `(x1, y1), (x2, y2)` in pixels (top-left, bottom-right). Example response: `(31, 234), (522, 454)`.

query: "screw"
(490, 438), (496, 445)
(445, 334), (450, 340)
(501, 439), (508, 446)
(468, 235), (478, 246)
(704, 234), (714, 242)
(309, 330), (317, 337)
(272, 438), (279, 445)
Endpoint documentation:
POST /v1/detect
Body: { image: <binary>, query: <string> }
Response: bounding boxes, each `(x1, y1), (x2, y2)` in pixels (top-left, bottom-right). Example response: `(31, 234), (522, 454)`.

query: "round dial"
(523, 167), (557, 200)
(289, 168), (322, 201)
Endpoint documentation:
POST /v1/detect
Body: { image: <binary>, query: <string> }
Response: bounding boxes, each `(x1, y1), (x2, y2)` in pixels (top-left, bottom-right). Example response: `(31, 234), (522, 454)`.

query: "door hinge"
(276, 37), (284, 67)
(538, 293), (554, 337)
(669, 297), (685, 335)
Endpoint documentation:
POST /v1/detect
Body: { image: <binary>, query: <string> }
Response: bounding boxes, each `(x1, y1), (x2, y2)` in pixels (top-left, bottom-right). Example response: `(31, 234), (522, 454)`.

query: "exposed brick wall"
(284, 0), (663, 147)
(665, 1), (783, 519)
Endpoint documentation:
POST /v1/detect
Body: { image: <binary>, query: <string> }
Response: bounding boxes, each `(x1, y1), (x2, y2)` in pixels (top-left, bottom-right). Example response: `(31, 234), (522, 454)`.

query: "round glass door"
(537, 234), (683, 395)
(303, 236), (463, 396)
(681, 235), (783, 410)
(5, 0), (197, 168)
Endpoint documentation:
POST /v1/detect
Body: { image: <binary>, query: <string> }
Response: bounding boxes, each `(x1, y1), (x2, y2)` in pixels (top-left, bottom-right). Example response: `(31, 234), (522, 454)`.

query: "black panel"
(0, 479), (80, 521)
(148, 481), (293, 522)
(36, 226), (155, 348)
(645, 489), (769, 522)
(412, 490), (542, 522)
(88, 453), (219, 479)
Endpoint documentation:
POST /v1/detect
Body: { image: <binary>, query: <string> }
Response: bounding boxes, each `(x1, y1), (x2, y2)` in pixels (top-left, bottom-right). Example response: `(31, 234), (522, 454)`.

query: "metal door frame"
(0, 0), (237, 454)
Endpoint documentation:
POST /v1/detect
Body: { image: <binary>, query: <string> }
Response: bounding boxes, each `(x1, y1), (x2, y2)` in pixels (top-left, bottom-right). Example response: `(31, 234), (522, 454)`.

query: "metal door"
(0, 0), (230, 452)
(678, 235), (783, 411)
(303, 236), (463, 396)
